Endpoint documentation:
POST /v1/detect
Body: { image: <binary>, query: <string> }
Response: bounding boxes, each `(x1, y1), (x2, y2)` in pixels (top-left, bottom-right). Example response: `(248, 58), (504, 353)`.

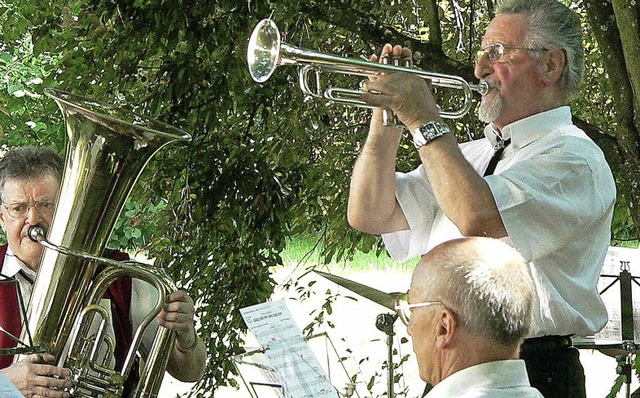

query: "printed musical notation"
(240, 300), (339, 398)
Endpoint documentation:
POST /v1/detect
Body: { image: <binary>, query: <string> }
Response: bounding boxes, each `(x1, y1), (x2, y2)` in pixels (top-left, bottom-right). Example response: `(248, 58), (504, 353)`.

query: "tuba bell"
(14, 88), (191, 397)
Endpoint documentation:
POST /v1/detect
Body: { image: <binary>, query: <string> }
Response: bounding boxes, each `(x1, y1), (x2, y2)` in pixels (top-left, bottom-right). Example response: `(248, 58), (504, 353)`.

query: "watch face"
(413, 121), (450, 149)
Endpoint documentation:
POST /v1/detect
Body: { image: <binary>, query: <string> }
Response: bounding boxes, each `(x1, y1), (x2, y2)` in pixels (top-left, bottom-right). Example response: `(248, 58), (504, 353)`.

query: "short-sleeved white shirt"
(425, 360), (544, 398)
(383, 106), (616, 337)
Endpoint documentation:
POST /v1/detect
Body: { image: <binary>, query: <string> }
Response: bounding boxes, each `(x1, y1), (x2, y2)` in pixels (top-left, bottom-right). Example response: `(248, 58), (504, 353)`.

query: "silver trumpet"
(247, 19), (488, 120)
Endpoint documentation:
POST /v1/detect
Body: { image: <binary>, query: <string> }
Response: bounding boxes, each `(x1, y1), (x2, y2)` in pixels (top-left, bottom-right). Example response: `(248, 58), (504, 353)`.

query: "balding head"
(412, 237), (534, 345)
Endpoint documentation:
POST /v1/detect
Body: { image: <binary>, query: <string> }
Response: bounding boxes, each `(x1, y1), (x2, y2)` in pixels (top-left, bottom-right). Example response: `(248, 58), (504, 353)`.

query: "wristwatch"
(412, 121), (451, 149)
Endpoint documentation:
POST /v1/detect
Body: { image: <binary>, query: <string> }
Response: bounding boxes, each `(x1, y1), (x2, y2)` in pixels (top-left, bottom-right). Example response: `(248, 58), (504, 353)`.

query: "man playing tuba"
(0, 146), (205, 397)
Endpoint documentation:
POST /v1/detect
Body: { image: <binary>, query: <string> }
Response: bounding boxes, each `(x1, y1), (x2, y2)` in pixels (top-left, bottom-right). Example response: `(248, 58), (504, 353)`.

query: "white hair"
(421, 237), (534, 344)
(497, 0), (584, 100)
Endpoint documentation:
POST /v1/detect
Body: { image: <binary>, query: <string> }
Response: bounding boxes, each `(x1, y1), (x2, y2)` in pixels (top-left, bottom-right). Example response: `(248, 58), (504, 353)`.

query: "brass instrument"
(247, 19), (488, 120)
(15, 88), (191, 397)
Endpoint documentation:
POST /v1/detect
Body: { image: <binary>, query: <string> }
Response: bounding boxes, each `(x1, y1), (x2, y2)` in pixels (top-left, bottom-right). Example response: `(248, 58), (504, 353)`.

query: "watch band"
(412, 121), (451, 149)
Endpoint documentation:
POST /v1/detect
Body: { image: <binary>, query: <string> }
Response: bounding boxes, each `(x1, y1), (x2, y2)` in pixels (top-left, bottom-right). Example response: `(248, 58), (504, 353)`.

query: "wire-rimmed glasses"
(394, 293), (444, 326)
(477, 43), (547, 63)
(2, 200), (55, 219)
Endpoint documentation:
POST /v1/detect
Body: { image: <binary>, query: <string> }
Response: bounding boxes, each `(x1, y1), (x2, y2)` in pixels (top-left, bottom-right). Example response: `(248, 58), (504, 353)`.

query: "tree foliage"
(1, 0), (638, 395)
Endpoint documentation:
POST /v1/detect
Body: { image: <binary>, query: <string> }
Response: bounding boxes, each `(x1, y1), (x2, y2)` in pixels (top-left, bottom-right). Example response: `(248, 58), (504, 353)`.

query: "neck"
(432, 333), (520, 385)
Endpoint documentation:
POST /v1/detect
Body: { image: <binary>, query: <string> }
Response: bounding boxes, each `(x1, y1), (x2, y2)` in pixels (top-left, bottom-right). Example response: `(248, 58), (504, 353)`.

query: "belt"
(520, 335), (573, 354)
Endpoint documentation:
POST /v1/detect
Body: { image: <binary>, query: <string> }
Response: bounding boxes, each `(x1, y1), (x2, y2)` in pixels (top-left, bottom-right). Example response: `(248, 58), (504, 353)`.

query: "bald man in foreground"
(394, 237), (543, 397)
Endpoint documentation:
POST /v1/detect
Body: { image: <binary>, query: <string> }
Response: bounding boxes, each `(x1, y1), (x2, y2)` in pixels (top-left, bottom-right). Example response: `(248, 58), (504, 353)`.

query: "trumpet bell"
(248, 19), (281, 83)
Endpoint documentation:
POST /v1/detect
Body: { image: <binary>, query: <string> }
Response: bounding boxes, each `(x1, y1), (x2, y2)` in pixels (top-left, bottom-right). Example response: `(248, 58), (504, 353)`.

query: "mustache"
(481, 79), (501, 91)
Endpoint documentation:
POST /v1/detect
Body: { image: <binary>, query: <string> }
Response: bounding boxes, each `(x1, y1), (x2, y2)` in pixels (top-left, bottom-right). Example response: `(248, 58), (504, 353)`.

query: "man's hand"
(157, 290), (198, 352)
(362, 43), (441, 130)
(0, 353), (72, 398)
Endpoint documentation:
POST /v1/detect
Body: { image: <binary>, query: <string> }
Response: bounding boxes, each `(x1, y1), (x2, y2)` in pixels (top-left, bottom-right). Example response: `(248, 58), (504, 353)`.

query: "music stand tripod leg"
(619, 266), (636, 398)
(376, 313), (398, 398)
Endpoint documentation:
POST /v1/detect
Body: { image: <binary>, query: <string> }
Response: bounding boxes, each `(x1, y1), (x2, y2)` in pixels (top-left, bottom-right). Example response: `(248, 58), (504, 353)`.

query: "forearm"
(417, 133), (507, 237)
(347, 112), (409, 234)
(167, 335), (206, 382)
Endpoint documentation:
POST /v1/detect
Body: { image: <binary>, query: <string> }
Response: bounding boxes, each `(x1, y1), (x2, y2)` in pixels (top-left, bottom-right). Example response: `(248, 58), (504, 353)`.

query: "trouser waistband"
(520, 335), (573, 354)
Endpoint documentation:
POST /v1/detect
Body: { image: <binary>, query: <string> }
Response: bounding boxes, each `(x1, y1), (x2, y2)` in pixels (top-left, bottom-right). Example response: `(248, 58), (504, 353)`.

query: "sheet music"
(240, 300), (339, 398)
(593, 246), (640, 344)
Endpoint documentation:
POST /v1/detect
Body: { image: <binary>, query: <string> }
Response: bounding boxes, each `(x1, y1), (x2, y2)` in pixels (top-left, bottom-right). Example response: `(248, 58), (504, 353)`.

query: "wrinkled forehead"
(482, 13), (530, 47)
(1, 174), (61, 202)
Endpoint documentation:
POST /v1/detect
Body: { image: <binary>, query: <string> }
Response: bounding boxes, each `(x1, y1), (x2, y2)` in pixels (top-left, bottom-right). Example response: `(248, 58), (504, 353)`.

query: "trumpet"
(247, 19), (488, 120)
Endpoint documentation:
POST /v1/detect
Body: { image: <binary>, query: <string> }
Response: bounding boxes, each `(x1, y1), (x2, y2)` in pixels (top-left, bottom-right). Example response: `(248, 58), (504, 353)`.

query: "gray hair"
(497, 0), (584, 100)
(421, 237), (534, 345)
(0, 146), (63, 201)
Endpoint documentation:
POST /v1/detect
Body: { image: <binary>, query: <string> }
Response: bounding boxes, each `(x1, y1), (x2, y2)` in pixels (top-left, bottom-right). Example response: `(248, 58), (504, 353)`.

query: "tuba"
(15, 88), (191, 397)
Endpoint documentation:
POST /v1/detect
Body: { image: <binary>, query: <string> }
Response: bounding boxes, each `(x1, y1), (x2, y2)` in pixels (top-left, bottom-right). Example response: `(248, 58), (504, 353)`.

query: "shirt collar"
(483, 106), (573, 150)
(427, 360), (532, 397)
(2, 248), (37, 281)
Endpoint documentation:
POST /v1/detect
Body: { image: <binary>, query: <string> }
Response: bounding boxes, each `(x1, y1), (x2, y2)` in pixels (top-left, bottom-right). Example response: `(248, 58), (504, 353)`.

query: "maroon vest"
(0, 244), (21, 369)
(0, 245), (137, 393)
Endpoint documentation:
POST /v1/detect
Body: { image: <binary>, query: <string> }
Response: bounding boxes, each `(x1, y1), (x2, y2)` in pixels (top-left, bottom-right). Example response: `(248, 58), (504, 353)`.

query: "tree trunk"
(583, 0), (640, 240)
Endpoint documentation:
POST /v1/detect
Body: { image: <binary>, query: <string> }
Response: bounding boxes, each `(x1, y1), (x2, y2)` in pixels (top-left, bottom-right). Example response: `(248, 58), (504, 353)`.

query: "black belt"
(521, 335), (573, 354)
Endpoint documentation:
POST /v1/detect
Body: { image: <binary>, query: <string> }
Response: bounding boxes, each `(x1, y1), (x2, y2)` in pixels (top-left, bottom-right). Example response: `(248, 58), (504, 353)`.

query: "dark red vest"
(0, 245), (136, 393)
(0, 244), (21, 369)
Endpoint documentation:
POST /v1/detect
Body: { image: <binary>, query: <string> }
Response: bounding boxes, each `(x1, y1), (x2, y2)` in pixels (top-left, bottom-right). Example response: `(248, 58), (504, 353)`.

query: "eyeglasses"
(2, 200), (56, 219)
(394, 293), (444, 326)
(477, 43), (546, 63)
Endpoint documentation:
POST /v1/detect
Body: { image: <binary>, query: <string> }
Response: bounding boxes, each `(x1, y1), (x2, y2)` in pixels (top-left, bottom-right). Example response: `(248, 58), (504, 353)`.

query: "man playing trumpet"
(348, 0), (616, 396)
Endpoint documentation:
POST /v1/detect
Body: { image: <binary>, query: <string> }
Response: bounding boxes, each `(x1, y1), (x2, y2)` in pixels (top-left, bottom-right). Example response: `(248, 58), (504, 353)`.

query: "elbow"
(347, 208), (376, 234)
(168, 361), (206, 383)
(347, 208), (400, 235)
(457, 215), (508, 239)
(347, 208), (387, 235)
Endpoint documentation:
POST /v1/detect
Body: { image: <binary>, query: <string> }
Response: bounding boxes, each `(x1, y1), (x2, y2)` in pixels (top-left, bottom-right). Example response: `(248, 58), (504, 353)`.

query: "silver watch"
(412, 121), (451, 149)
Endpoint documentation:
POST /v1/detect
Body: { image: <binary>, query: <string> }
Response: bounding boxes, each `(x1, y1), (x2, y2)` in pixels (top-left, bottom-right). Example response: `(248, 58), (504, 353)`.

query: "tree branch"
(583, 0), (640, 160)
(295, 0), (475, 80)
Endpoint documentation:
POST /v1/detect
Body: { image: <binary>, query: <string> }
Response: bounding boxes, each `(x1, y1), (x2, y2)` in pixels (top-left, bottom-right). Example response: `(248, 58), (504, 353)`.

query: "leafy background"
(1, 0), (638, 396)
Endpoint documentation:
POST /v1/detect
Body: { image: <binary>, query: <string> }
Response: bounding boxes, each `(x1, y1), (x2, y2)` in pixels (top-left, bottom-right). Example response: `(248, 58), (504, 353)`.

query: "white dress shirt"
(383, 107), (616, 337)
(426, 360), (544, 398)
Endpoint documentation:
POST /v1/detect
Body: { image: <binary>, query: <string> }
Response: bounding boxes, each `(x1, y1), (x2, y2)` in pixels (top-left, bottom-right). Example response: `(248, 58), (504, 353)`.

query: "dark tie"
(483, 138), (511, 176)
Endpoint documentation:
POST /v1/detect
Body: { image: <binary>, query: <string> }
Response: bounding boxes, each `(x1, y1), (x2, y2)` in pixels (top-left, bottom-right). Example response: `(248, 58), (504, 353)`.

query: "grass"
(280, 234), (419, 272)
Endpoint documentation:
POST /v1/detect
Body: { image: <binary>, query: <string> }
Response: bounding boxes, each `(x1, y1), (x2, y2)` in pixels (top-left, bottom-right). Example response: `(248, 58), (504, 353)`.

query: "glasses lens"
(488, 44), (504, 63)
(35, 201), (55, 215)
(395, 294), (411, 325)
(4, 201), (55, 218)
(7, 203), (26, 218)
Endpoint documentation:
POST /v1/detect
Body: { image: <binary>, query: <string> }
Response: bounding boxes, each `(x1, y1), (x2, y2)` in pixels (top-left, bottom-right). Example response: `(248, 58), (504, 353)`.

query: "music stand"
(314, 270), (403, 398)
(598, 260), (639, 398)
(233, 332), (359, 398)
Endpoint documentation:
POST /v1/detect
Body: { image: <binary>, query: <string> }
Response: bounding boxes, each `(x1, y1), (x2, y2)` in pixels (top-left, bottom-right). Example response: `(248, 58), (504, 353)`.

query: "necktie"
(483, 138), (511, 176)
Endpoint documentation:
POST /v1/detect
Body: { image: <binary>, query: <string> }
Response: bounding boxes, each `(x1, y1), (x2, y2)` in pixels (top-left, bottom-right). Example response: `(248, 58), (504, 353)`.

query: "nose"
(474, 54), (492, 80)
(24, 205), (45, 225)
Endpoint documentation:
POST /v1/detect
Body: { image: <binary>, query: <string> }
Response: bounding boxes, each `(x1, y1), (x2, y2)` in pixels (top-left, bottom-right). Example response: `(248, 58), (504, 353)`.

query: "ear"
(436, 308), (458, 347)
(0, 209), (5, 233)
(541, 49), (566, 86)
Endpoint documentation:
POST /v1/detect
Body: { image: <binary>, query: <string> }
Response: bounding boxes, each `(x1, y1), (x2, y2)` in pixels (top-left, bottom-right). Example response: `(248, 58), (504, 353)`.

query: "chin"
(18, 244), (44, 265)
